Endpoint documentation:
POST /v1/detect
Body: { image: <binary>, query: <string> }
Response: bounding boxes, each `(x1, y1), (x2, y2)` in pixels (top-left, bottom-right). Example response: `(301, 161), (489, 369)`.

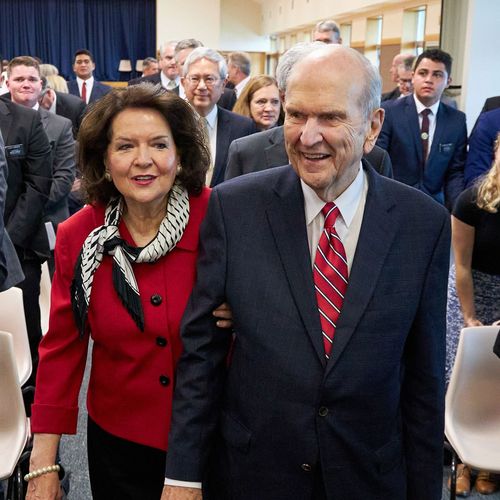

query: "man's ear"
(446, 76), (452, 89)
(363, 107), (385, 154)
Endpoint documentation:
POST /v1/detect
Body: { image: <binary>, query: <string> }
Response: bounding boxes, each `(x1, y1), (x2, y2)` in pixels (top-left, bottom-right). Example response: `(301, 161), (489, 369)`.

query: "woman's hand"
(212, 302), (233, 329)
(26, 474), (63, 500)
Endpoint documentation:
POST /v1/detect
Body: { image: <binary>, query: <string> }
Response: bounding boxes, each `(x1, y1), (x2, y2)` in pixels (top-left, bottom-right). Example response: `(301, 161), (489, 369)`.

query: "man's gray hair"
(174, 39), (203, 59)
(159, 41), (177, 57)
(314, 20), (341, 39)
(275, 42), (325, 92)
(228, 52), (251, 76)
(142, 56), (158, 68)
(183, 47), (228, 79)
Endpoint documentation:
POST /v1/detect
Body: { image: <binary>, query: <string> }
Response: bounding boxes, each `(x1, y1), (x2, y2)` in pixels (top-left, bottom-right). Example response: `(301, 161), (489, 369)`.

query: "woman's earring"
(176, 162), (182, 173)
(104, 170), (112, 181)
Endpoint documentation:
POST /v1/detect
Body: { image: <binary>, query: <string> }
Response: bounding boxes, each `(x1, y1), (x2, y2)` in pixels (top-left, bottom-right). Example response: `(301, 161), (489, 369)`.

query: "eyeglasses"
(184, 75), (220, 87)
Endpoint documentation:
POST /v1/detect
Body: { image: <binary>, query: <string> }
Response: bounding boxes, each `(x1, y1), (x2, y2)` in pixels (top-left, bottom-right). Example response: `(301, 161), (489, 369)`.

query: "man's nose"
(300, 118), (322, 146)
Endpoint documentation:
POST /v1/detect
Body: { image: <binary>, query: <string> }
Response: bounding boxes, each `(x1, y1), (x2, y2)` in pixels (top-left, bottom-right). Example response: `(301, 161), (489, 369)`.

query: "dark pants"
(87, 417), (166, 500)
(16, 253), (43, 384)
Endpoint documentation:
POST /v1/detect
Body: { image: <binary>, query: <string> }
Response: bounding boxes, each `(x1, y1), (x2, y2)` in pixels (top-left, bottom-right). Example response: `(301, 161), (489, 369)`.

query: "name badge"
(439, 143), (453, 153)
(4, 144), (26, 159)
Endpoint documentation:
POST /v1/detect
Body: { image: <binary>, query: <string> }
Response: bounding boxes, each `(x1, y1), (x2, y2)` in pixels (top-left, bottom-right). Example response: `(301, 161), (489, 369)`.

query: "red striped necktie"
(313, 202), (348, 359)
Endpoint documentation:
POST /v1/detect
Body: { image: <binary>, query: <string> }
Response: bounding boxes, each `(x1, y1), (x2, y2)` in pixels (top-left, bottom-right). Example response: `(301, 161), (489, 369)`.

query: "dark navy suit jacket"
(210, 106), (256, 187)
(67, 79), (111, 104)
(377, 95), (467, 210)
(166, 163), (449, 500)
(465, 108), (500, 187)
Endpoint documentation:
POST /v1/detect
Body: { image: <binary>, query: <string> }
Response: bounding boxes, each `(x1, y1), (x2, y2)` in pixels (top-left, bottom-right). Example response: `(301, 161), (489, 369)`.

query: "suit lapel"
(403, 96), (423, 167)
(325, 164), (399, 376)
(427, 104), (446, 162)
(264, 126), (289, 168)
(266, 168), (326, 366)
(212, 107), (229, 186)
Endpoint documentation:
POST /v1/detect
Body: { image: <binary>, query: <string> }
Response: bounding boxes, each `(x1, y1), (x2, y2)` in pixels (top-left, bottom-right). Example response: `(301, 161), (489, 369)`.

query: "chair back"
(0, 330), (29, 479)
(0, 287), (32, 384)
(40, 261), (52, 336)
(445, 325), (500, 472)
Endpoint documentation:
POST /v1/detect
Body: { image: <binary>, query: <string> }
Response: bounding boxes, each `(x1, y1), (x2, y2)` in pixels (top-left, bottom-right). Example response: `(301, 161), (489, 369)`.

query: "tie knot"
(322, 203), (340, 228)
(421, 108), (431, 117)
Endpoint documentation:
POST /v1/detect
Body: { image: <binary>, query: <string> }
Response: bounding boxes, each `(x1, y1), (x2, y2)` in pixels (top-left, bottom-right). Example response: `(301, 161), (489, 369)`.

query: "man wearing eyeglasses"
(181, 47), (257, 186)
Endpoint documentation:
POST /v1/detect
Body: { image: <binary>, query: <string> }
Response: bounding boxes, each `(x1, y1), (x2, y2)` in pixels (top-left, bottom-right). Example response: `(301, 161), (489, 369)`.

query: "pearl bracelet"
(24, 464), (61, 482)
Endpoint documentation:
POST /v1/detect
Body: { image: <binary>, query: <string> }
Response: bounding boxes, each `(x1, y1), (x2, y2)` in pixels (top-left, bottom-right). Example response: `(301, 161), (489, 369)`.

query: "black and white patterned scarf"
(71, 181), (189, 337)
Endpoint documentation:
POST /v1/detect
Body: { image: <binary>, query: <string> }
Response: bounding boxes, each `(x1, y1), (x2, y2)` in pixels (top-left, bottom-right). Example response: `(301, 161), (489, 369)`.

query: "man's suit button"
(159, 375), (170, 386)
(156, 336), (167, 347)
(301, 463), (312, 472)
(150, 294), (162, 306)
(318, 406), (329, 417)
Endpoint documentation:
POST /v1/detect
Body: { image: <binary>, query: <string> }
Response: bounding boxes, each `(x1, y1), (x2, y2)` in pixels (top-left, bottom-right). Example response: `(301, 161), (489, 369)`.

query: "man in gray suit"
(225, 43), (393, 181)
(0, 130), (24, 291)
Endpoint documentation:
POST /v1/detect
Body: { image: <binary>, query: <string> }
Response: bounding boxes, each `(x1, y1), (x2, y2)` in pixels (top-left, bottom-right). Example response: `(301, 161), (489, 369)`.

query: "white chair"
(39, 261), (52, 336)
(445, 325), (500, 498)
(0, 331), (29, 482)
(0, 287), (32, 385)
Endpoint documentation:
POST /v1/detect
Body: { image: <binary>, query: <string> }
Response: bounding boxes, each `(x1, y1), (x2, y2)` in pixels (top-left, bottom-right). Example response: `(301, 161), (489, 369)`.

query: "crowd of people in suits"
(0, 16), (499, 500)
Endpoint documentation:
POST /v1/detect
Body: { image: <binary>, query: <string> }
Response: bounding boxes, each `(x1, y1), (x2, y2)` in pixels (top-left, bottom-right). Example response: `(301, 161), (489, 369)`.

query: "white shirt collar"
(302, 162), (364, 227)
(77, 75), (94, 86)
(204, 105), (218, 129)
(160, 72), (180, 90)
(413, 94), (440, 116)
(235, 75), (250, 97)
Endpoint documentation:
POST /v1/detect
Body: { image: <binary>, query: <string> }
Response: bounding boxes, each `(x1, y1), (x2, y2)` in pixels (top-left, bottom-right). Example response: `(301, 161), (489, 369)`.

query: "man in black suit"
(127, 56), (158, 85)
(381, 52), (415, 102)
(226, 42), (392, 181)
(67, 49), (111, 104)
(0, 130), (24, 291)
(182, 47), (256, 186)
(0, 95), (52, 374)
(163, 44), (449, 500)
(129, 41), (179, 90)
(39, 82), (86, 138)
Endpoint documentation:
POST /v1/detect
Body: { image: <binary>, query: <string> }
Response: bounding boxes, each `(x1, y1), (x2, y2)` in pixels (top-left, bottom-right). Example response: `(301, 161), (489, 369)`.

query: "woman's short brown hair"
(79, 83), (210, 204)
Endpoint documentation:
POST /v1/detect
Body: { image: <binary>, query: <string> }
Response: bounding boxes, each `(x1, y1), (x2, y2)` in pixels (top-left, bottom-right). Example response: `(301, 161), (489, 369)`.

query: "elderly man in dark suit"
(162, 44), (449, 500)
(182, 47), (256, 186)
(226, 42), (393, 181)
(67, 49), (111, 104)
(0, 130), (24, 291)
(377, 48), (467, 210)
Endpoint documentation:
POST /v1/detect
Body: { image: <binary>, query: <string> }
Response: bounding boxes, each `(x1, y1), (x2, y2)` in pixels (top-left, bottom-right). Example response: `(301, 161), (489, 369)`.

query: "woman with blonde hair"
(233, 75), (282, 131)
(446, 132), (500, 496)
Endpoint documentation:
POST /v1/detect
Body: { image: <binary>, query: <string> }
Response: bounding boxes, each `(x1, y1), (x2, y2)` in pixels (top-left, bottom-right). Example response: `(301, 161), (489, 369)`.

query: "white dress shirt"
(76, 76), (94, 104)
(160, 72), (180, 91)
(235, 75), (250, 98)
(302, 164), (367, 272)
(413, 95), (440, 159)
(203, 106), (218, 186)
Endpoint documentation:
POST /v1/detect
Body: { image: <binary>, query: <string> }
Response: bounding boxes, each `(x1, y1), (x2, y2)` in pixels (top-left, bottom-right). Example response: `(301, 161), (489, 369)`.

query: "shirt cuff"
(164, 478), (202, 489)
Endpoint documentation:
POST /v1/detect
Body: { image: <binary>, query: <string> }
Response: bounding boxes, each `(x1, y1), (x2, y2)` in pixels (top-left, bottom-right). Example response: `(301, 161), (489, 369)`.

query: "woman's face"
(249, 84), (281, 130)
(105, 107), (179, 214)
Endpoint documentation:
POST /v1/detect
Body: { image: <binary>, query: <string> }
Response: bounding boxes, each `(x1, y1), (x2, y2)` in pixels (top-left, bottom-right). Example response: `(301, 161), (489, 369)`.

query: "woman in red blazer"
(26, 85), (228, 499)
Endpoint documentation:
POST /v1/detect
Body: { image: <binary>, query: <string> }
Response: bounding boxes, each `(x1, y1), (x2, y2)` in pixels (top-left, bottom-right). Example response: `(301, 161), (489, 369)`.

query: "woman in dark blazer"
(26, 84), (229, 499)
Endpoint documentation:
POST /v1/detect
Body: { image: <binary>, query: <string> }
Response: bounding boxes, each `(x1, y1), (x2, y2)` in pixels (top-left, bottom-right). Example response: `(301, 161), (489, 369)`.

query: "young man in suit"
(67, 49), (111, 104)
(182, 47), (256, 186)
(0, 84), (52, 376)
(0, 130), (24, 291)
(225, 42), (393, 181)
(377, 48), (467, 210)
(6, 56), (75, 363)
(162, 44), (449, 500)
